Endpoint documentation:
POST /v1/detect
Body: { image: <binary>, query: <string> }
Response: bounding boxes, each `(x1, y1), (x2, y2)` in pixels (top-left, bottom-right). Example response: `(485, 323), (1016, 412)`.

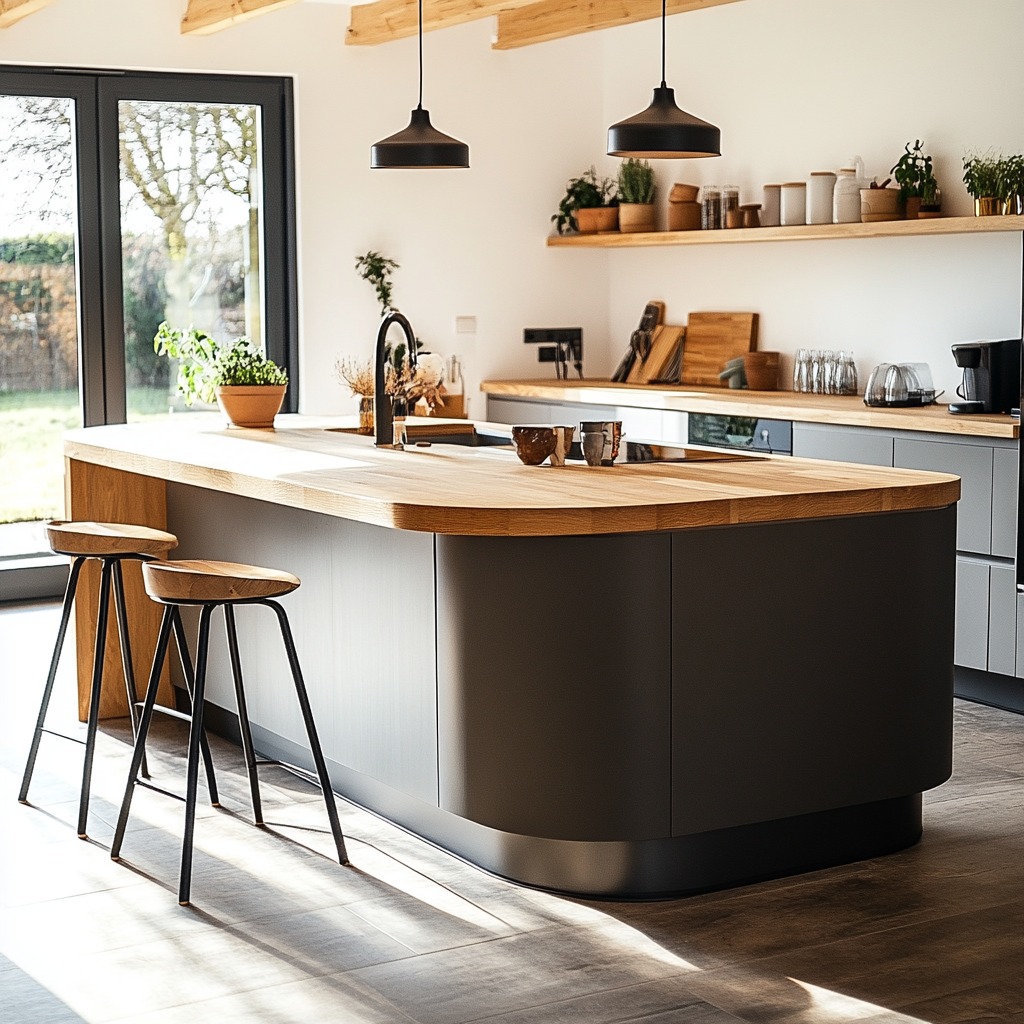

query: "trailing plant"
(355, 250), (399, 315)
(153, 321), (287, 406)
(617, 158), (656, 205)
(551, 166), (618, 234)
(962, 152), (1003, 199)
(891, 139), (937, 203)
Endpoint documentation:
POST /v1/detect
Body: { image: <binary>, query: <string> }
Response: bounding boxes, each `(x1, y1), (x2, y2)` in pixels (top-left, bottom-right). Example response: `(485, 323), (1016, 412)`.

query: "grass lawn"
(0, 388), (185, 524)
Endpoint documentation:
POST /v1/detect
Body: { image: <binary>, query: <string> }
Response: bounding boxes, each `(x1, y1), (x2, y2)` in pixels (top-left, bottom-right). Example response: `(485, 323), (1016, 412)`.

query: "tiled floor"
(2, 599), (1024, 1023)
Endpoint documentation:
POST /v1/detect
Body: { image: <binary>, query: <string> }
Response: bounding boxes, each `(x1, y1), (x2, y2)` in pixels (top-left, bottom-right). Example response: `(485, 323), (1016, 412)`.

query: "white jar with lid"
(833, 157), (868, 223)
(807, 171), (837, 224)
(780, 182), (806, 226)
(761, 184), (781, 227)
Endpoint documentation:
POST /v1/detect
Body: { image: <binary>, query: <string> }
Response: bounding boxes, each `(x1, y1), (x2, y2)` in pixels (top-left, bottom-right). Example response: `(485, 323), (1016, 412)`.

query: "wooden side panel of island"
(66, 458), (173, 721)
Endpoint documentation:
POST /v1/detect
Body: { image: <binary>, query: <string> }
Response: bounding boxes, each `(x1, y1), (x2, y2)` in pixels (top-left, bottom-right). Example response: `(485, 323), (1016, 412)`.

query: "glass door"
(0, 67), (297, 601)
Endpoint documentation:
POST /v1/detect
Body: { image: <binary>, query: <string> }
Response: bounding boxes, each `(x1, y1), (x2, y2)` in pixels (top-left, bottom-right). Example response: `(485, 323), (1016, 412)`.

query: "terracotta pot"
(904, 196), (922, 220)
(575, 206), (619, 234)
(215, 384), (287, 429)
(618, 202), (656, 233)
(743, 351), (780, 391)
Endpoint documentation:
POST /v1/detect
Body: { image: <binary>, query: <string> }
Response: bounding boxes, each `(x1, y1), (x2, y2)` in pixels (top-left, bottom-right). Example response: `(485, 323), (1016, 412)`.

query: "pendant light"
(607, 0), (720, 159)
(370, 0), (469, 169)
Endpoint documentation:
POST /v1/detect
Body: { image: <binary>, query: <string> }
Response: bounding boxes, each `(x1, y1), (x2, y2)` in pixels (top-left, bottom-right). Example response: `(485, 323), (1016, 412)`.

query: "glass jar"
(720, 185), (739, 230)
(701, 185), (721, 230)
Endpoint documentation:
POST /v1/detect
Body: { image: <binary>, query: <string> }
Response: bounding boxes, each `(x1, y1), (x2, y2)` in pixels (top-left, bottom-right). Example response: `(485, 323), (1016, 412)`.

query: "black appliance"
(950, 338), (1021, 414)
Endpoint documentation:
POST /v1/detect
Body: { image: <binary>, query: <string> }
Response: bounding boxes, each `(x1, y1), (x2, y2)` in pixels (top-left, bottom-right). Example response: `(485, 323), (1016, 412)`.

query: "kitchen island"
(64, 415), (960, 897)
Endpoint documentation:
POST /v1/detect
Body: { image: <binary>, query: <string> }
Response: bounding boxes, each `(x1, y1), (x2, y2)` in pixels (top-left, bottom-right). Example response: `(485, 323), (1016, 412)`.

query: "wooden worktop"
(481, 379), (1020, 439)
(64, 415), (959, 537)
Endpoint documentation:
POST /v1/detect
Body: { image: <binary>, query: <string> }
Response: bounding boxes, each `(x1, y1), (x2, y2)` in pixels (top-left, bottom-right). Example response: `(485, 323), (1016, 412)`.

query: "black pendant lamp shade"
(607, 84), (720, 159)
(607, 0), (719, 159)
(371, 106), (469, 169)
(370, 0), (469, 169)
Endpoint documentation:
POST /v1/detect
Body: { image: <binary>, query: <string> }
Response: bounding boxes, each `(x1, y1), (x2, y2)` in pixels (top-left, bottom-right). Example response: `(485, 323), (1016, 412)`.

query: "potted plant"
(963, 153), (1004, 216)
(617, 158), (657, 233)
(551, 167), (618, 235)
(1002, 154), (1024, 215)
(154, 321), (288, 429)
(891, 140), (939, 219)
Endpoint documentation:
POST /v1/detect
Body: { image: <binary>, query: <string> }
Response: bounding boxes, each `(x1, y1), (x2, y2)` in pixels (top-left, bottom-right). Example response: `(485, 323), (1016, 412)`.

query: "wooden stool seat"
(46, 520), (178, 559)
(142, 559), (300, 604)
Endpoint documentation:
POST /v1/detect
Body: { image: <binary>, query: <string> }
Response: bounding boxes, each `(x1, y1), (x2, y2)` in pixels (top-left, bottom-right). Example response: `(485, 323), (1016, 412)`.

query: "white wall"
(2, 0), (1022, 407)
(595, 0), (1024, 397)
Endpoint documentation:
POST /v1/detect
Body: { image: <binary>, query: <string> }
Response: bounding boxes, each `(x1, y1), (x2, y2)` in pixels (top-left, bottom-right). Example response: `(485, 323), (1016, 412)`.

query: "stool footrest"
(144, 702), (195, 726)
(134, 779), (188, 803)
(40, 728), (86, 747)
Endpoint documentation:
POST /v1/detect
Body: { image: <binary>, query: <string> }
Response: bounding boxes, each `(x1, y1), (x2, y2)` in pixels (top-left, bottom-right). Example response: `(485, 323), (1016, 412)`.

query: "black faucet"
(374, 311), (418, 447)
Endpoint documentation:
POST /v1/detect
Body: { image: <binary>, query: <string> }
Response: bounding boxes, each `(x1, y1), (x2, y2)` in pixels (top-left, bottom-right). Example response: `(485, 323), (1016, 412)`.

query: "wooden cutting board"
(680, 312), (759, 387)
(626, 324), (685, 384)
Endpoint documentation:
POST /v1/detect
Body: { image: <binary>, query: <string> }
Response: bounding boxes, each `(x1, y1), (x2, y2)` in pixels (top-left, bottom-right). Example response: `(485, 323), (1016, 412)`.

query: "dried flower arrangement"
(335, 357), (375, 397)
(387, 351), (446, 411)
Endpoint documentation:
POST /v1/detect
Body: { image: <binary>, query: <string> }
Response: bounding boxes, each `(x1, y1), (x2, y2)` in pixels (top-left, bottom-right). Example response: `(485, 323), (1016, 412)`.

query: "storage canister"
(780, 182), (807, 226)
(807, 171), (837, 224)
(761, 184), (781, 227)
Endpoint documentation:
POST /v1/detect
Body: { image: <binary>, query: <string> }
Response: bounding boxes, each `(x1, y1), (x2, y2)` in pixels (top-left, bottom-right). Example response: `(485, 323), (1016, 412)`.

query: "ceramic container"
(780, 182), (806, 226)
(761, 184), (781, 227)
(511, 425), (557, 465)
(807, 171), (837, 224)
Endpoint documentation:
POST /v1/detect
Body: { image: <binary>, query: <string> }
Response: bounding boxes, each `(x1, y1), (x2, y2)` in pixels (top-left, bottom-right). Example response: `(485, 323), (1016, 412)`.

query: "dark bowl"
(511, 425), (557, 466)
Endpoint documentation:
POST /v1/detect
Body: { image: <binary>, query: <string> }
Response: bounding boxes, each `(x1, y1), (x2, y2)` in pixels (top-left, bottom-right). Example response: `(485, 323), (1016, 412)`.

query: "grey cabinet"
(992, 447), (1018, 559)
(988, 565), (1018, 676)
(486, 397), (552, 424)
(955, 559), (990, 671)
(792, 424), (894, 466)
(894, 438), (992, 555)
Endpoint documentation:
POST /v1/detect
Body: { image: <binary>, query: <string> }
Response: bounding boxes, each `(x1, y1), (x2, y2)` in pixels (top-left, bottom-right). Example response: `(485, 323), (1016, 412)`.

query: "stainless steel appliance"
(863, 362), (938, 407)
(950, 339), (1021, 414)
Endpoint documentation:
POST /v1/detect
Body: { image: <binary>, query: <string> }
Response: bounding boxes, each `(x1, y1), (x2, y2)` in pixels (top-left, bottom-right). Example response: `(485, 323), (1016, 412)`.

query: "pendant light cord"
(660, 0), (667, 88)
(417, 0), (424, 110)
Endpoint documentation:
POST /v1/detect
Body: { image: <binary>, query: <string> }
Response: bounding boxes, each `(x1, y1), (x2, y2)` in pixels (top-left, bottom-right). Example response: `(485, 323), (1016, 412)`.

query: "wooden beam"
(493, 0), (746, 50)
(346, 0), (537, 47)
(181, 0), (301, 36)
(0, 0), (54, 29)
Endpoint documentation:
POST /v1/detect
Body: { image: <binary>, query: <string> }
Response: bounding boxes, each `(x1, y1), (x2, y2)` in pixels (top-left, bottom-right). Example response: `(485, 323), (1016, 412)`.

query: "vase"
(357, 395), (374, 435)
(214, 384), (287, 429)
(975, 197), (1002, 216)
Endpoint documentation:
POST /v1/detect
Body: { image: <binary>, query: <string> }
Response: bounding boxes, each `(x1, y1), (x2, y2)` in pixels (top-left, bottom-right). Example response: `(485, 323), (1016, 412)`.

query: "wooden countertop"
(481, 379), (1020, 439)
(64, 415), (960, 537)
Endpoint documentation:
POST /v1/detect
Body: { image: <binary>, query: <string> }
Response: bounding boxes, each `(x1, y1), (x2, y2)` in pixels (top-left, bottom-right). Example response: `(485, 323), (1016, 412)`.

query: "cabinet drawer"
(487, 397), (552, 425)
(955, 558), (989, 670)
(792, 424), (893, 466)
(894, 438), (992, 555)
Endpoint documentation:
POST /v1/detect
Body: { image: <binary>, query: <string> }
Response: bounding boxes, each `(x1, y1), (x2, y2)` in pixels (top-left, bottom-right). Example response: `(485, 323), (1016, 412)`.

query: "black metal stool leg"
(78, 558), (114, 838)
(266, 600), (349, 865)
(18, 557), (85, 804)
(111, 558), (150, 780)
(170, 607), (219, 806)
(111, 606), (174, 860)
(179, 605), (214, 906)
(224, 605), (263, 825)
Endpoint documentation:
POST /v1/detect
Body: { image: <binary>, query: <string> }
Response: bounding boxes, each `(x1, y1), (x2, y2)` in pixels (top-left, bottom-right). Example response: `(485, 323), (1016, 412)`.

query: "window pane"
(0, 94), (80, 546)
(118, 99), (264, 421)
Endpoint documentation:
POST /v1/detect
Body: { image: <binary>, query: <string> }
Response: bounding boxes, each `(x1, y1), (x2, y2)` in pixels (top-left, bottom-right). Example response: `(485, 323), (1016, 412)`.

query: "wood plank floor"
(2, 599), (1023, 1024)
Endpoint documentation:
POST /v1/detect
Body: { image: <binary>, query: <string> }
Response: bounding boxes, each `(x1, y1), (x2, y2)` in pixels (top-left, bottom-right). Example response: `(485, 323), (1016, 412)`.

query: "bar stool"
(110, 558), (349, 906)
(18, 520), (197, 839)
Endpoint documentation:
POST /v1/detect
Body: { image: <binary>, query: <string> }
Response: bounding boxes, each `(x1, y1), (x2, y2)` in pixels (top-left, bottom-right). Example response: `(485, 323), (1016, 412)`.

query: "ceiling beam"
(0, 0), (54, 28)
(493, 0), (746, 50)
(346, 0), (537, 47)
(180, 0), (301, 36)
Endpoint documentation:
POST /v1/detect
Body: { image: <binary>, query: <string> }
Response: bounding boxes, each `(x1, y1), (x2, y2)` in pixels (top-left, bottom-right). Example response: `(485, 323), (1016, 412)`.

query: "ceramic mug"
(549, 425), (575, 466)
(581, 431), (606, 467)
(580, 420), (623, 465)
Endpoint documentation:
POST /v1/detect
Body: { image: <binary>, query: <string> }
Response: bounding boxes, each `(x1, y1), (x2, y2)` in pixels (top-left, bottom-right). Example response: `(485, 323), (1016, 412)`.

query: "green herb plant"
(891, 140), (938, 204)
(617, 158), (656, 205)
(355, 250), (400, 315)
(551, 167), (617, 235)
(154, 321), (287, 407)
(962, 153), (1004, 199)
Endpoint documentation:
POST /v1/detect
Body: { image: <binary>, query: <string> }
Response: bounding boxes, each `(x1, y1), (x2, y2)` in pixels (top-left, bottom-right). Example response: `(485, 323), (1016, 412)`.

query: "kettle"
(864, 362), (938, 407)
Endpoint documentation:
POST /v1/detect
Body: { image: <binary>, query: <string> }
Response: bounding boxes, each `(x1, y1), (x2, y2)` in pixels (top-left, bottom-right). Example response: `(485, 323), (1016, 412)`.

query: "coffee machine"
(949, 339), (1021, 414)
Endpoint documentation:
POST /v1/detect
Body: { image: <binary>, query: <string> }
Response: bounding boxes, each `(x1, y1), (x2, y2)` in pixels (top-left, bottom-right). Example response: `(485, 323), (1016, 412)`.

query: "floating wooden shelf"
(546, 214), (1024, 248)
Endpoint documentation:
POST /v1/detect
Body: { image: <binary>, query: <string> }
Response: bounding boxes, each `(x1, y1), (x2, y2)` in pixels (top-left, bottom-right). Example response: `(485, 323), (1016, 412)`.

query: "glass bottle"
(445, 355), (466, 418)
